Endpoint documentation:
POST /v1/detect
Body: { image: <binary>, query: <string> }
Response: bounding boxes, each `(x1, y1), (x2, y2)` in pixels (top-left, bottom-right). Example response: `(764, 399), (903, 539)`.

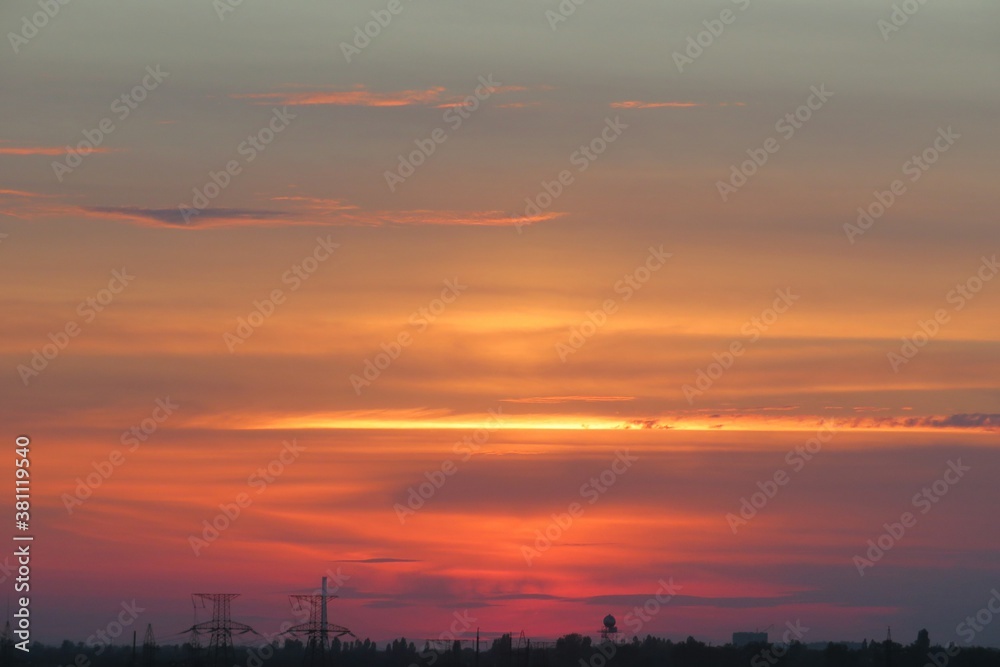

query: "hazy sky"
(1, 0), (999, 650)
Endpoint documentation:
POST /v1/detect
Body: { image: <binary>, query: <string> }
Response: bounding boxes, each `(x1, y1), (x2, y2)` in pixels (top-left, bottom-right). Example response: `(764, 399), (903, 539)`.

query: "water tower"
(600, 614), (619, 643)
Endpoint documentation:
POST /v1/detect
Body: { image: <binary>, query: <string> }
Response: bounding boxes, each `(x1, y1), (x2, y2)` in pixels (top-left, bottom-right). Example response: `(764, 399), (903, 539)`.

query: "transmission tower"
(183, 594), (259, 667)
(142, 623), (157, 667)
(285, 577), (356, 667)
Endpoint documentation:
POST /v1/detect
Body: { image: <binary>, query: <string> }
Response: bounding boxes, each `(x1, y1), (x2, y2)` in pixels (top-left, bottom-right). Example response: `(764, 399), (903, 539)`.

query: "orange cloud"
(433, 86), (529, 108)
(620, 412), (1000, 433)
(609, 101), (747, 109)
(0, 189), (71, 220)
(0, 145), (65, 156)
(0, 189), (51, 198)
(267, 197), (564, 228)
(236, 84), (532, 109)
(178, 403), (1000, 435)
(501, 396), (636, 404)
(355, 209), (564, 228)
(4, 190), (566, 230)
(278, 197), (565, 228)
(79, 206), (302, 229)
(234, 85), (449, 107)
(0, 142), (116, 156)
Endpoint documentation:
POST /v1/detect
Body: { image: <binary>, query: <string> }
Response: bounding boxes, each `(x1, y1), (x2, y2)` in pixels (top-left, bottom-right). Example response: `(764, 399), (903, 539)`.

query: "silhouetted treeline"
(6, 631), (999, 667)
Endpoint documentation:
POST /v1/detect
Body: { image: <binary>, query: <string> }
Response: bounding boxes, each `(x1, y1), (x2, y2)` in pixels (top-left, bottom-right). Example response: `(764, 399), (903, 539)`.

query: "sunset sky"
(2, 0), (999, 650)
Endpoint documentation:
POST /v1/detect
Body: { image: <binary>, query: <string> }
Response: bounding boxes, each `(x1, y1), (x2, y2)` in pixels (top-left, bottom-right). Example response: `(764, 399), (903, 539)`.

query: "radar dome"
(603, 614), (617, 629)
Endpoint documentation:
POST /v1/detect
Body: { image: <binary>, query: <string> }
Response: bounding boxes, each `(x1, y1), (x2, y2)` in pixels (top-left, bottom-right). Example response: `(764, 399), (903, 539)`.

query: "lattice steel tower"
(184, 594), (259, 667)
(285, 577), (356, 667)
(142, 623), (157, 667)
